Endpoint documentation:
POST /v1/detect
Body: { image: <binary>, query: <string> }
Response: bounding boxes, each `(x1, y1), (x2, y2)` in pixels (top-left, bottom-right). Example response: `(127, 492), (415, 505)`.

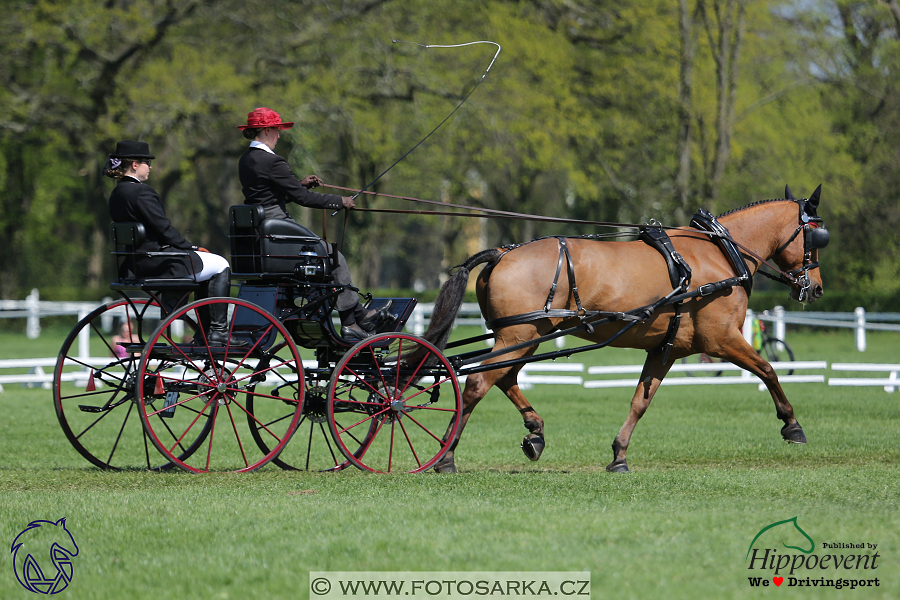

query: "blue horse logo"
(10, 518), (79, 594)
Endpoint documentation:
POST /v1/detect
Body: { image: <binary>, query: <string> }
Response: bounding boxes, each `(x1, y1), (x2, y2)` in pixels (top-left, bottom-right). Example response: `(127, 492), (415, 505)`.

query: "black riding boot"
(338, 304), (373, 341)
(203, 268), (247, 347)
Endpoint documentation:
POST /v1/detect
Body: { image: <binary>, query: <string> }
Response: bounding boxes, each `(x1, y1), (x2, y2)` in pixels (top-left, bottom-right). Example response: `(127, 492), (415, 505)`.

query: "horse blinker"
(806, 225), (830, 250)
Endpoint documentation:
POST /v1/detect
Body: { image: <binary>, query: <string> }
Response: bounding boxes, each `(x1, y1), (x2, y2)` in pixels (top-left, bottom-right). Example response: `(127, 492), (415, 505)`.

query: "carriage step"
(78, 405), (104, 413)
(160, 391), (178, 418)
(148, 343), (253, 357)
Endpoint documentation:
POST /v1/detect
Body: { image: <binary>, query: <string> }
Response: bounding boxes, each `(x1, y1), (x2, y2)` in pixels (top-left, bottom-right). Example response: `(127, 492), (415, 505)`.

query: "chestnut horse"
(423, 186), (828, 473)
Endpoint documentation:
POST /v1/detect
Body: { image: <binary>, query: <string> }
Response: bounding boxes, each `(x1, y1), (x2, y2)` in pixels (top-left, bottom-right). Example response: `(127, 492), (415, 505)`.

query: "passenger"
(105, 140), (246, 346)
(111, 320), (140, 358)
(237, 107), (391, 340)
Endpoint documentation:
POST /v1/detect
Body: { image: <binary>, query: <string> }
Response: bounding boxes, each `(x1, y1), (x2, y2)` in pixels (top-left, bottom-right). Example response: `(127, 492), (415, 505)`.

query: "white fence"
(2, 291), (898, 392)
(15, 356), (900, 394)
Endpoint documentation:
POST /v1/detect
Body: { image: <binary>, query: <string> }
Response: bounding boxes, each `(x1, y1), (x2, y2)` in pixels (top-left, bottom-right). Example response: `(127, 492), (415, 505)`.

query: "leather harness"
(482, 210), (751, 364)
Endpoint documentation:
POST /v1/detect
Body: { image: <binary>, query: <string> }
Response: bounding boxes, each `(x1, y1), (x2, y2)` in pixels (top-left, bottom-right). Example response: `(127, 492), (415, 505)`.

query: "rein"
(323, 184), (811, 289)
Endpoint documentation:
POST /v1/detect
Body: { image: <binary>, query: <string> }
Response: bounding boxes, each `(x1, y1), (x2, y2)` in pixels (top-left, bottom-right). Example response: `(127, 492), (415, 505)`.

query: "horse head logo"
(10, 518), (79, 594)
(746, 516), (814, 560)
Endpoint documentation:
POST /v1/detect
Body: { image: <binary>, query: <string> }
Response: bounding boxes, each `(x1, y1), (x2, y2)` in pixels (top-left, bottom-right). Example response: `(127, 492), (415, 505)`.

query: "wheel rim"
(53, 298), (185, 470)
(327, 333), (462, 473)
(137, 298), (304, 473)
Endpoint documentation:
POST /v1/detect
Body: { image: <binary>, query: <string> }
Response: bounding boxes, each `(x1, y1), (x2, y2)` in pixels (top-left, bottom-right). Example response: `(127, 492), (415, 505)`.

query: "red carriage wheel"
(327, 332), (462, 473)
(136, 297), (304, 473)
(53, 298), (208, 469)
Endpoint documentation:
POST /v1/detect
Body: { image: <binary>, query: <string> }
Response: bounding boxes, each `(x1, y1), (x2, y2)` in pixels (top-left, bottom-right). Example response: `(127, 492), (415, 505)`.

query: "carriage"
(53, 204), (463, 473)
(53, 186), (830, 474)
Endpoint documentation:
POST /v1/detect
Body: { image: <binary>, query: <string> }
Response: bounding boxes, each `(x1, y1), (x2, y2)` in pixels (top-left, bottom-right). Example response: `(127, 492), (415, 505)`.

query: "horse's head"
(772, 185), (829, 304)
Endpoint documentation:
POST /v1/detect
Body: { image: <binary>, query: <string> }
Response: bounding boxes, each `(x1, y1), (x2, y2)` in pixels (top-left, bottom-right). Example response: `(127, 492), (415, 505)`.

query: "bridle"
(766, 197), (830, 302)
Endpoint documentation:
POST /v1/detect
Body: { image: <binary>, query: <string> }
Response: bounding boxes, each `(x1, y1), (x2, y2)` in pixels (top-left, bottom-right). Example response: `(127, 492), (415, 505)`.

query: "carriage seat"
(229, 204), (334, 281)
(109, 222), (200, 292)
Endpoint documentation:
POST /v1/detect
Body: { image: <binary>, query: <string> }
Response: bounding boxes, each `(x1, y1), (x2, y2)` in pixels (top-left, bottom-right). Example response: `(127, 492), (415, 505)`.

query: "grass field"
(0, 324), (897, 599)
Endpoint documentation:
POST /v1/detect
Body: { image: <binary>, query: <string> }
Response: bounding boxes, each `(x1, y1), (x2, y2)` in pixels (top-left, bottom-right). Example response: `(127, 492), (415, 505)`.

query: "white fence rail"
(829, 363), (900, 393)
(2, 291), (898, 392)
(7, 356), (900, 394)
(4, 290), (898, 350)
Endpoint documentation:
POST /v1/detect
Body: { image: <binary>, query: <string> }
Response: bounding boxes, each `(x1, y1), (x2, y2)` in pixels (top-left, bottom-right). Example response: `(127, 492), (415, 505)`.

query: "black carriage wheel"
(53, 298), (208, 470)
(243, 338), (376, 472)
(327, 332), (462, 473)
(246, 373), (371, 472)
(760, 338), (795, 376)
(137, 297), (304, 473)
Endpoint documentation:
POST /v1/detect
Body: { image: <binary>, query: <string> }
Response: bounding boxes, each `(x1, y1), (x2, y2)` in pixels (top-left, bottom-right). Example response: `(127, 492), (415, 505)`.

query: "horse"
(422, 185), (829, 473)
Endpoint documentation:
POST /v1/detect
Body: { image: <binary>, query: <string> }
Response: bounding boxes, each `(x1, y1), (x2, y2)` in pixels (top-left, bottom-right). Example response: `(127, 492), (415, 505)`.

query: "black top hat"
(111, 140), (155, 159)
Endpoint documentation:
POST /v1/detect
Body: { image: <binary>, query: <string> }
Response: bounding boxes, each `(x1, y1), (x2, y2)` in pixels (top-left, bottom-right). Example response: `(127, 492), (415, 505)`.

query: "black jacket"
(238, 146), (343, 220)
(108, 177), (200, 279)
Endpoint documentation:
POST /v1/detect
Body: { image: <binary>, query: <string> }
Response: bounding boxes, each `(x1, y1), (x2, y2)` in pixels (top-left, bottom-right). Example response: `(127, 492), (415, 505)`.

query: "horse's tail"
(422, 248), (503, 352)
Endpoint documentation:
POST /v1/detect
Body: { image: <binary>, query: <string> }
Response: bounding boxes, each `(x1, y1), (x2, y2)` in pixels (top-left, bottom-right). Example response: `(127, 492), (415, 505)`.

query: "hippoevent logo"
(10, 518), (79, 594)
(745, 517), (880, 590)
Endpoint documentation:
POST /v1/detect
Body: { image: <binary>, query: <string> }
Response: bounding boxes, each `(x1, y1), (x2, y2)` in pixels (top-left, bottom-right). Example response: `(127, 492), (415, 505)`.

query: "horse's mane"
(716, 198), (791, 219)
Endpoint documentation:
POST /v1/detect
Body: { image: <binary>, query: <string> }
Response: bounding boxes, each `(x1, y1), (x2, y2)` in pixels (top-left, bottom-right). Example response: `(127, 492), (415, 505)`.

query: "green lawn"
(0, 324), (897, 599)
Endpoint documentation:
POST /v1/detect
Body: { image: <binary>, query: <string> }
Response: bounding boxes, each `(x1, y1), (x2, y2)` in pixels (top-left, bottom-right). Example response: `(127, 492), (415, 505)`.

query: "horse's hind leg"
(607, 352), (674, 473)
(434, 342), (542, 473)
(434, 373), (486, 473)
(720, 341), (807, 444)
(496, 369), (546, 461)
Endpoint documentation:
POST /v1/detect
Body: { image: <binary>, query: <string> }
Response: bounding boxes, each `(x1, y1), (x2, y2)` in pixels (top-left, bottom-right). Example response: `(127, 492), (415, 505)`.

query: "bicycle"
(680, 317), (795, 376)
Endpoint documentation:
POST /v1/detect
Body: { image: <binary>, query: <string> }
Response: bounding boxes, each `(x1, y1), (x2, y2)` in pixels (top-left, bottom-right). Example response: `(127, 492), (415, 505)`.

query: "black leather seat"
(109, 222), (200, 292)
(229, 205), (333, 280)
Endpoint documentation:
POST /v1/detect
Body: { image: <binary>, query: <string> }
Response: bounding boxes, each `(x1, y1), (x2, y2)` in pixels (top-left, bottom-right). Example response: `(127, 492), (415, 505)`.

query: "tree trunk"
(675, 0), (697, 222)
(699, 0), (746, 202)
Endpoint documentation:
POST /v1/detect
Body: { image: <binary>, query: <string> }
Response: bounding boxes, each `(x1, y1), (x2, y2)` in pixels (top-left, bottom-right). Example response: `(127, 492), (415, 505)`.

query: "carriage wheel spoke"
(139, 298), (303, 472)
(327, 333), (461, 473)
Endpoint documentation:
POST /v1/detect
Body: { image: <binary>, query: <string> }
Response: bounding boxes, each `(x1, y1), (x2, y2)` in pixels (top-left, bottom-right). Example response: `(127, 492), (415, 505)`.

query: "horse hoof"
(521, 434), (545, 461)
(606, 459), (629, 473)
(781, 421), (807, 444)
(433, 455), (458, 474)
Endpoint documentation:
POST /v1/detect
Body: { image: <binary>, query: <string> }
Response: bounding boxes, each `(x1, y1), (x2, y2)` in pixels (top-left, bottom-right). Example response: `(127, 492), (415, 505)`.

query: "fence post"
(855, 307), (866, 352)
(78, 307), (91, 360)
(25, 288), (41, 339)
(411, 305), (425, 336)
(885, 370), (898, 394)
(773, 305), (786, 350)
(100, 296), (114, 331)
(742, 309), (754, 380)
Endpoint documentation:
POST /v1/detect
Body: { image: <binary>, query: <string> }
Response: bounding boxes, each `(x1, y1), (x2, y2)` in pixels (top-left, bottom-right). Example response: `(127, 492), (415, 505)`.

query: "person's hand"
(301, 175), (323, 189)
(197, 247), (209, 253)
(341, 196), (356, 210)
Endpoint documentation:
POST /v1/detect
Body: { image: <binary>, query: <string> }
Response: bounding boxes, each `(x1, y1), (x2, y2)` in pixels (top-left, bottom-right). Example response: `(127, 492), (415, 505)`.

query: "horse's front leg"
(720, 340), (807, 444)
(607, 351), (674, 473)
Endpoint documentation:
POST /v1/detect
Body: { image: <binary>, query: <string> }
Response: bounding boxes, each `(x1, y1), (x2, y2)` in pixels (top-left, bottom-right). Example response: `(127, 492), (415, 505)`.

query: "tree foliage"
(0, 0), (898, 298)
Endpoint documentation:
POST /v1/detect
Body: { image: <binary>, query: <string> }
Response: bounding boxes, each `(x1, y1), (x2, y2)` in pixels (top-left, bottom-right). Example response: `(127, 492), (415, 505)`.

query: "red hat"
(237, 107), (294, 131)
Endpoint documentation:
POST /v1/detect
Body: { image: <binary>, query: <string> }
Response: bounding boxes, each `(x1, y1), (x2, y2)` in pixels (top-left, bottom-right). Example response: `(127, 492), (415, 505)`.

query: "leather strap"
(690, 209), (754, 295)
(638, 225), (692, 362)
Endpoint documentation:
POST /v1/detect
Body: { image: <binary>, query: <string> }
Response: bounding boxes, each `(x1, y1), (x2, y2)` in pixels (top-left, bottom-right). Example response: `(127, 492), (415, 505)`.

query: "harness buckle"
(697, 282), (717, 297)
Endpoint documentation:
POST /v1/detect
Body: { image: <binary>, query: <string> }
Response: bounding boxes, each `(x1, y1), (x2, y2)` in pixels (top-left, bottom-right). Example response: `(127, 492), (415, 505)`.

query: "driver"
(237, 107), (391, 340)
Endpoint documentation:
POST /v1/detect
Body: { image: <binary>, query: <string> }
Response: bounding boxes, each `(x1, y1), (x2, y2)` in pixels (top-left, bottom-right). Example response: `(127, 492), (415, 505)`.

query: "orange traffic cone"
(154, 375), (166, 395)
(85, 370), (96, 392)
